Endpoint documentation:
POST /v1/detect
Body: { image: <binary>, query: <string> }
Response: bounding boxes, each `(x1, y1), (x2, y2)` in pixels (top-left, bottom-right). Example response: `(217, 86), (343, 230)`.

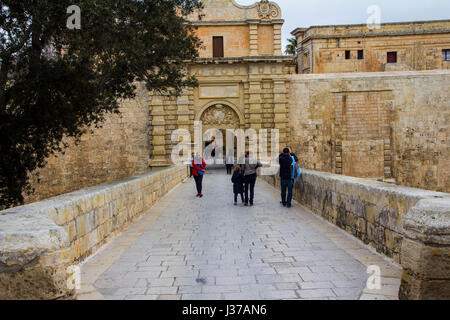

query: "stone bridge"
(0, 165), (449, 300)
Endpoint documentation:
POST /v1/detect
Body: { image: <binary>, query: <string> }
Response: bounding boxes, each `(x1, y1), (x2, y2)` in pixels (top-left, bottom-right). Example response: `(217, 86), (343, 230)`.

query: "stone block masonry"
(24, 82), (152, 204)
(287, 70), (450, 193)
(0, 165), (189, 299)
(262, 170), (450, 299)
(292, 20), (450, 74)
(400, 199), (450, 299)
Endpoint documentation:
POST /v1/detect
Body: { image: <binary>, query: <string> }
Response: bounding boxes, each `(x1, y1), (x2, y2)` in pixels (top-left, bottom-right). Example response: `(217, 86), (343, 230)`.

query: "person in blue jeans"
(242, 151), (262, 206)
(192, 154), (206, 197)
(278, 147), (298, 208)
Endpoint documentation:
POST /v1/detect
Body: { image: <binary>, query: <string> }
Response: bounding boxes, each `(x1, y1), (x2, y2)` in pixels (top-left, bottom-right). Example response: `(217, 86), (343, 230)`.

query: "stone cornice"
(291, 27), (307, 37)
(300, 28), (450, 45)
(191, 56), (293, 64)
(186, 19), (284, 26)
(296, 19), (450, 31)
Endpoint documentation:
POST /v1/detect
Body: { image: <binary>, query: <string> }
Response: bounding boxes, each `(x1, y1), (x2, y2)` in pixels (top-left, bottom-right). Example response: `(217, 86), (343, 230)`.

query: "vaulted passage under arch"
(199, 103), (242, 164)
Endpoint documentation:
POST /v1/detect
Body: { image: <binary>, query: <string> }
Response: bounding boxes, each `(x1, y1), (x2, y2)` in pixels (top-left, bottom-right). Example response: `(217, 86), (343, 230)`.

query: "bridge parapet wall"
(262, 169), (450, 299)
(0, 165), (189, 299)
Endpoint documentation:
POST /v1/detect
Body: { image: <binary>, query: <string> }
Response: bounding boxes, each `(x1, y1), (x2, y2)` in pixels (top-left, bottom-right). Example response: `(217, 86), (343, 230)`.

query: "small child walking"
(231, 166), (244, 205)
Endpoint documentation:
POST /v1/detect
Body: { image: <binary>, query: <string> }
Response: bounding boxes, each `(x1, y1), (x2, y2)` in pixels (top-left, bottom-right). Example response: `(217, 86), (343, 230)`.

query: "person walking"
(242, 151), (262, 206)
(192, 153), (206, 197)
(231, 166), (244, 205)
(189, 152), (194, 177)
(226, 153), (234, 175)
(278, 147), (299, 208)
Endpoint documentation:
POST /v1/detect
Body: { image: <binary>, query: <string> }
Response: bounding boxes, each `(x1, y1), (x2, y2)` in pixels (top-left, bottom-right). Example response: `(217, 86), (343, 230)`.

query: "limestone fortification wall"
(0, 165), (189, 300)
(295, 20), (450, 73)
(262, 170), (450, 299)
(25, 82), (152, 204)
(287, 70), (450, 193)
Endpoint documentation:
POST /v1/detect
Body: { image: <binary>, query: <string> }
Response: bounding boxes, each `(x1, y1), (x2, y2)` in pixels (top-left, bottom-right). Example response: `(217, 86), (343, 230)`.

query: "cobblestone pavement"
(78, 169), (402, 300)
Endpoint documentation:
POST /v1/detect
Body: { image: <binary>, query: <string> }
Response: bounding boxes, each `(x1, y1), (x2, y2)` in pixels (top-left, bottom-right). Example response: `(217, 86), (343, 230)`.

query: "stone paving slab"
(77, 170), (401, 300)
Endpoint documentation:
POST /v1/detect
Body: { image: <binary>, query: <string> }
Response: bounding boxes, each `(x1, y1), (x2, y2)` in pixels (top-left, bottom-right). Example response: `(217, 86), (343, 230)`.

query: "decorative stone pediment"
(200, 104), (240, 128)
(188, 0), (282, 22)
(257, 0), (280, 20)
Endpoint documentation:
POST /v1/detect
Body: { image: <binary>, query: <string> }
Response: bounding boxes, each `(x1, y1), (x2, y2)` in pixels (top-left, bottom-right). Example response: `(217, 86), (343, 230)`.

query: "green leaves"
(0, 0), (202, 208)
(285, 37), (297, 56)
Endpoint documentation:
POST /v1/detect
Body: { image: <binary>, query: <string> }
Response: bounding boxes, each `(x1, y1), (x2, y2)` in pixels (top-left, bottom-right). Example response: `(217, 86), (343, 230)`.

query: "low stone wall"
(0, 165), (189, 300)
(262, 169), (450, 299)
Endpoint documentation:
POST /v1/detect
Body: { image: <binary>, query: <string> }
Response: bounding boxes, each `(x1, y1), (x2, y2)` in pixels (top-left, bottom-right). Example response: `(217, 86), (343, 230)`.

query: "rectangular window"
(345, 50), (351, 60)
(213, 36), (224, 58)
(443, 49), (450, 61)
(358, 50), (364, 60)
(387, 51), (397, 63)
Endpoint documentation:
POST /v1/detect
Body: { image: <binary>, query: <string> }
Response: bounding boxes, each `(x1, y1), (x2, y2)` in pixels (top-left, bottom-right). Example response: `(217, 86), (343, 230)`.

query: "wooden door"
(387, 52), (397, 63)
(213, 37), (224, 58)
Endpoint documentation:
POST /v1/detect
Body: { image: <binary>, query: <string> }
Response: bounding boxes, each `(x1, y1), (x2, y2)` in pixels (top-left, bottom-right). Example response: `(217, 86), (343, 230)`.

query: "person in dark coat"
(242, 151), (262, 206)
(278, 147), (299, 208)
(226, 153), (234, 175)
(231, 166), (244, 205)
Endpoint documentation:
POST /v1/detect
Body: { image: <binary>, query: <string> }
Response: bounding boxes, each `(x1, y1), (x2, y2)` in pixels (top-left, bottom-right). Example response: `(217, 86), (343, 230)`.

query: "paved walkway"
(77, 170), (402, 300)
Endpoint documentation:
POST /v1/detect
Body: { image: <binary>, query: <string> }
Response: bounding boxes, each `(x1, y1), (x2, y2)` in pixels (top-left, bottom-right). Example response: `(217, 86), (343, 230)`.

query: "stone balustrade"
(262, 169), (450, 299)
(0, 165), (189, 300)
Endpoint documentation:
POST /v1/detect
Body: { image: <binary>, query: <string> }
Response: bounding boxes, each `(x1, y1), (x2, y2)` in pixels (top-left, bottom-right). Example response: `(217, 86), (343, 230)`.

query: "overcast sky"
(235, 0), (450, 53)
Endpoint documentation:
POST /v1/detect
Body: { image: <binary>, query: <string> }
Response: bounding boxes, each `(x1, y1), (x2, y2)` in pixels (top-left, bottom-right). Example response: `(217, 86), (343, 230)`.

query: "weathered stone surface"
(401, 238), (450, 280)
(399, 273), (450, 300)
(399, 197), (450, 299)
(0, 212), (68, 271)
(0, 210), (72, 299)
(403, 198), (450, 245)
(292, 20), (450, 74)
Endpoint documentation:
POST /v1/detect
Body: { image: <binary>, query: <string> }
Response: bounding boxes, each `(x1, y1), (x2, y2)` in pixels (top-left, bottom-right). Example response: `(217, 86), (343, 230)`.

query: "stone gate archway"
(197, 102), (243, 165)
(196, 101), (244, 129)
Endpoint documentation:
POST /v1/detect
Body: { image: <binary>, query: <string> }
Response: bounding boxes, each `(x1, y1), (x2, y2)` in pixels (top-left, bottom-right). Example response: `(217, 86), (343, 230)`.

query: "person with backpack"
(278, 147), (300, 208)
(231, 166), (244, 205)
(192, 153), (206, 197)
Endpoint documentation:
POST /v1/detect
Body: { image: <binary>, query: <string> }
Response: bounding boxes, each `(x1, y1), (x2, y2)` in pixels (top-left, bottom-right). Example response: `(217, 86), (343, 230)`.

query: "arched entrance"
(197, 102), (243, 165)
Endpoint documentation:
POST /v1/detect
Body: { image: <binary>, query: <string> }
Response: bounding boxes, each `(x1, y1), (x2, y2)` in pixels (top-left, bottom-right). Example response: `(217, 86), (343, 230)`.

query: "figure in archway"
(200, 103), (241, 166)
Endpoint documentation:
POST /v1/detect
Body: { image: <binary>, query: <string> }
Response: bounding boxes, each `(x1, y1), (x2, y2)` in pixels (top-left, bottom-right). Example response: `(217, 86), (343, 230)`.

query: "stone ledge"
(0, 211), (71, 299)
(0, 212), (68, 272)
(288, 69), (450, 81)
(403, 198), (450, 245)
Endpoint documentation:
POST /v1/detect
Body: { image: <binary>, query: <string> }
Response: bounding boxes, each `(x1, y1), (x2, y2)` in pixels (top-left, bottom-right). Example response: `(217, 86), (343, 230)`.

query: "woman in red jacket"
(192, 154), (206, 197)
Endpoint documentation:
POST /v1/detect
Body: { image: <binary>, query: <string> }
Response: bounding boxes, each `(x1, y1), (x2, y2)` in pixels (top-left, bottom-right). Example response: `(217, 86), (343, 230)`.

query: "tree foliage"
(0, 0), (203, 208)
(284, 37), (297, 56)
(284, 36), (298, 73)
